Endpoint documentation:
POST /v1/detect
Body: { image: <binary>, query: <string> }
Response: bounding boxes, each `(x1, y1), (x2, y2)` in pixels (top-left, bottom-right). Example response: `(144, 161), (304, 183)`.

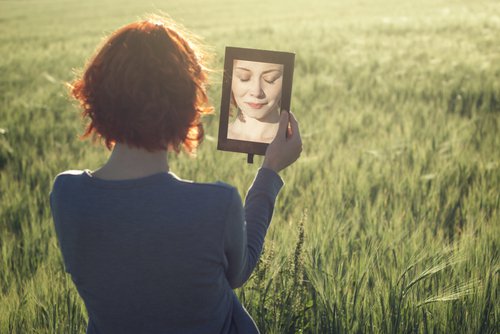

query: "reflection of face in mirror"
(227, 60), (284, 143)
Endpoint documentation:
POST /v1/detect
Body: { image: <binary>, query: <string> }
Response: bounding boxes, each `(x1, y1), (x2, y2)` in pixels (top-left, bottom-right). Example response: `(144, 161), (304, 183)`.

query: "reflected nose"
(248, 79), (265, 98)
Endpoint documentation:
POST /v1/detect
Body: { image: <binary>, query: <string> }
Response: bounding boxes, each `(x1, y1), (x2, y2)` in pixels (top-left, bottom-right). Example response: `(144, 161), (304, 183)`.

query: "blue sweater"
(50, 168), (283, 334)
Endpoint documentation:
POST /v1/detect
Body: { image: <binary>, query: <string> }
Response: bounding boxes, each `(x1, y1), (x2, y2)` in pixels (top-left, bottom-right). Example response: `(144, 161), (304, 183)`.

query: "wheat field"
(0, 0), (499, 333)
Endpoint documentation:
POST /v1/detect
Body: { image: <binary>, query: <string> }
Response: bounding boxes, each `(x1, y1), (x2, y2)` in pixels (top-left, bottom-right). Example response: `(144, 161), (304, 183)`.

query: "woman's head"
(231, 60), (283, 122)
(71, 16), (212, 153)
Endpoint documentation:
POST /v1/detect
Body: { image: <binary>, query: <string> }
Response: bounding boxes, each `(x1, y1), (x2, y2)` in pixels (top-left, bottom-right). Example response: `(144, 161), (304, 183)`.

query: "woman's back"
(51, 168), (283, 333)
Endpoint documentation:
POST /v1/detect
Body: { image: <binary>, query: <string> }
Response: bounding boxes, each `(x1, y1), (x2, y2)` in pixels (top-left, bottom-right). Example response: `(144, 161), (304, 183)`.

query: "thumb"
(276, 110), (290, 139)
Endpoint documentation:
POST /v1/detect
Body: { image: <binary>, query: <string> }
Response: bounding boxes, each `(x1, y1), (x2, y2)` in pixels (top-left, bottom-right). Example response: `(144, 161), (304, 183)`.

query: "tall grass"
(1, 0), (499, 332)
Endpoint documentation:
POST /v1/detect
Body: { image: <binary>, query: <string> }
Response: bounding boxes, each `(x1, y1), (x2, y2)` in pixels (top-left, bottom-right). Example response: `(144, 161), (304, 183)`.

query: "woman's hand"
(262, 110), (302, 173)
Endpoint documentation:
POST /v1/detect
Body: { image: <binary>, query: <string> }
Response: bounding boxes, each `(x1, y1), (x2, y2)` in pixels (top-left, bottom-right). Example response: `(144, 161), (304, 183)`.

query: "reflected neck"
(230, 114), (280, 143)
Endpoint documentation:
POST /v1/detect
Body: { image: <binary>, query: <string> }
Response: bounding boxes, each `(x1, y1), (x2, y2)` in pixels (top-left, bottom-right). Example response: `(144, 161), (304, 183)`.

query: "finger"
(288, 111), (301, 138)
(276, 110), (290, 139)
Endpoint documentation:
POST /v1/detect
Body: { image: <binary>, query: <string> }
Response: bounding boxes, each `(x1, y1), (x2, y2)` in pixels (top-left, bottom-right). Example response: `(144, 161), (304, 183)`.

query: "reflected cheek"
(264, 86), (282, 103)
(232, 89), (245, 107)
(231, 82), (248, 98)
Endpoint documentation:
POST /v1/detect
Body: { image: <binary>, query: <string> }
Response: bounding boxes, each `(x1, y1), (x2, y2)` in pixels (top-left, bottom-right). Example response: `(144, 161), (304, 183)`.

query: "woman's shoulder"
(52, 169), (89, 185)
(50, 169), (87, 193)
(166, 174), (240, 208)
(52, 169), (86, 183)
(55, 169), (87, 178)
(49, 170), (89, 206)
(50, 169), (241, 204)
(174, 176), (238, 199)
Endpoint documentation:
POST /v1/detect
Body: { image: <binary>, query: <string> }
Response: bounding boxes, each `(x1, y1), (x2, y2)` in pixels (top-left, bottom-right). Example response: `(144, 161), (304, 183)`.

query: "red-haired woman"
(50, 16), (301, 334)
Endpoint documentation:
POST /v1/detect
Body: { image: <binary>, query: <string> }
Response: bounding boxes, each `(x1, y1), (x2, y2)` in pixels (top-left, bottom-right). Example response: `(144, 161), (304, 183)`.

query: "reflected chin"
(240, 104), (280, 122)
(241, 107), (270, 120)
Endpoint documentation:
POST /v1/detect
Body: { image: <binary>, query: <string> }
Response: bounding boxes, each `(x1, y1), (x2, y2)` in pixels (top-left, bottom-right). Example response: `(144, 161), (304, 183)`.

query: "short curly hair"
(70, 16), (213, 153)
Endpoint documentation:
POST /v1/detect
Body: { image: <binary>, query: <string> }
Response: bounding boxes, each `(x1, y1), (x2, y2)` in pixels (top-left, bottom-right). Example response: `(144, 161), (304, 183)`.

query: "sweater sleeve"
(49, 174), (72, 274)
(223, 168), (284, 288)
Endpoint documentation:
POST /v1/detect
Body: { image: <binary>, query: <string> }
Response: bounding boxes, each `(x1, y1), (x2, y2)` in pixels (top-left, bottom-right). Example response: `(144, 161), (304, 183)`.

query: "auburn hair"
(70, 16), (213, 153)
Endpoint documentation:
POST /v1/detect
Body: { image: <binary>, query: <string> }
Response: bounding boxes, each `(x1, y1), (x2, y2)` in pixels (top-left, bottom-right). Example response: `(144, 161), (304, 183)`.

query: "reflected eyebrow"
(235, 67), (283, 74)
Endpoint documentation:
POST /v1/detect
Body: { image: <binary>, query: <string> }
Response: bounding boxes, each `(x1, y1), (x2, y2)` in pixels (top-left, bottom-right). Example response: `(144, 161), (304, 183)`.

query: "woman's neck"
(92, 143), (169, 180)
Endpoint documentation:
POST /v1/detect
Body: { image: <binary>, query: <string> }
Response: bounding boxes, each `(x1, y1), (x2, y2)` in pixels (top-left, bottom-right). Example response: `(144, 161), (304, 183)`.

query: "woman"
(50, 16), (301, 334)
(227, 60), (284, 143)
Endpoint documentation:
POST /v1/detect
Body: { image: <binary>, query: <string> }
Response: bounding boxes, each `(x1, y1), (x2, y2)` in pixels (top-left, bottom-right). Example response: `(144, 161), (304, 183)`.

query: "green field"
(1, 0), (499, 332)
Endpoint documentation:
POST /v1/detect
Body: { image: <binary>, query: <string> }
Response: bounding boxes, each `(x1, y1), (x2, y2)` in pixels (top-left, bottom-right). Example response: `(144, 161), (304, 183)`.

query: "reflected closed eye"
(235, 74), (251, 82)
(263, 76), (279, 84)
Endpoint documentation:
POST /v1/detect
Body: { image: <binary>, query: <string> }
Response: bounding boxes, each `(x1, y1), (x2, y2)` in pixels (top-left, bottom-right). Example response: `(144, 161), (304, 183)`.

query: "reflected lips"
(246, 102), (267, 109)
